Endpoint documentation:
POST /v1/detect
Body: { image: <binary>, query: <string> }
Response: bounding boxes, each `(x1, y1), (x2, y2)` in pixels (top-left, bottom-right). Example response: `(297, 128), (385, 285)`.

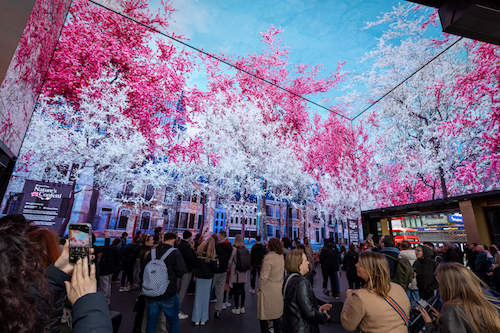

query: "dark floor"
(109, 267), (355, 333)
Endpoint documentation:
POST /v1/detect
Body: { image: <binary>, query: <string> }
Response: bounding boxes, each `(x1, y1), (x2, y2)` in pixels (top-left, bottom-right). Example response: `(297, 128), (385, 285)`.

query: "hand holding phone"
(69, 223), (92, 264)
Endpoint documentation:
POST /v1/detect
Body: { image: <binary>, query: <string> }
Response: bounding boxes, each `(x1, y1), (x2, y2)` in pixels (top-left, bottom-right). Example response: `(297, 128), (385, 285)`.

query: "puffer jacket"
(281, 274), (328, 333)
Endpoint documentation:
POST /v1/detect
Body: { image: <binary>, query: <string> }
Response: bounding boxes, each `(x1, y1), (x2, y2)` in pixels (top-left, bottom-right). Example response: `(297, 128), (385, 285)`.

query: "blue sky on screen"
(151, 0), (442, 119)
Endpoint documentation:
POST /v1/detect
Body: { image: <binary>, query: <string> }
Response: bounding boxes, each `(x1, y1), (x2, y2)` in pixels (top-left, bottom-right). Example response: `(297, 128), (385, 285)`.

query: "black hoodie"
(413, 246), (439, 300)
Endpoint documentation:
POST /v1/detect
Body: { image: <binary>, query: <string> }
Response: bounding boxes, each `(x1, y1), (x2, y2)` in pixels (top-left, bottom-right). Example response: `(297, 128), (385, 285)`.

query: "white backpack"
(142, 247), (177, 297)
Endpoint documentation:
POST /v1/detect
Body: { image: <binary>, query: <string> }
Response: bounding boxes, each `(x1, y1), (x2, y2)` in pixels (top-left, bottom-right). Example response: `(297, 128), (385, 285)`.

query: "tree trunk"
(439, 166), (448, 199)
(287, 201), (292, 239)
(86, 187), (99, 228)
(261, 180), (267, 241)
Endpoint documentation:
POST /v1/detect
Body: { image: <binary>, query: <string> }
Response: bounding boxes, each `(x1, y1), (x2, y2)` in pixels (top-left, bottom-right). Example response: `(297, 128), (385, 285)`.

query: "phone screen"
(69, 223), (91, 263)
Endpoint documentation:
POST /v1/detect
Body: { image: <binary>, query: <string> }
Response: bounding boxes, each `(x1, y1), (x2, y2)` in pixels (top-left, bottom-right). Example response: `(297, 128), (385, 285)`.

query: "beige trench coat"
(257, 251), (285, 320)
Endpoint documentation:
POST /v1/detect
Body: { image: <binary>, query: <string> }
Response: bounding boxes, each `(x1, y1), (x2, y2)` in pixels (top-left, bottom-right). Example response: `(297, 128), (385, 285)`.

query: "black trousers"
(251, 266), (260, 289)
(348, 278), (361, 290)
(233, 282), (246, 308)
(260, 319), (281, 333)
(121, 264), (134, 287)
(322, 270), (339, 292)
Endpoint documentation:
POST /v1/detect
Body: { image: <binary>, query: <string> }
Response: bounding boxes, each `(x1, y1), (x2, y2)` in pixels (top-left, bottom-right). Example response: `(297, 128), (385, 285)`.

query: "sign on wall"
(348, 219), (360, 244)
(20, 180), (72, 235)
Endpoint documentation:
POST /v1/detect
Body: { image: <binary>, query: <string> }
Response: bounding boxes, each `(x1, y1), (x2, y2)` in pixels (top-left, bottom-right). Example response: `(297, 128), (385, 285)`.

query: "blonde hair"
(197, 237), (216, 262)
(435, 262), (500, 332)
(359, 251), (391, 298)
(233, 234), (244, 248)
(284, 249), (304, 273)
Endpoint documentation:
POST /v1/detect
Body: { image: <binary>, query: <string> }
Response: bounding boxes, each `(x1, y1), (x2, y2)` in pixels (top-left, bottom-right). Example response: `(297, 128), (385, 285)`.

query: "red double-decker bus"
(392, 228), (420, 245)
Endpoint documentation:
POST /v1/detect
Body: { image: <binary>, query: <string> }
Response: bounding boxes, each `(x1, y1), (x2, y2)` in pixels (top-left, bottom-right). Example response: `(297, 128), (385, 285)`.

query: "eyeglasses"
(415, 249), (423, 252)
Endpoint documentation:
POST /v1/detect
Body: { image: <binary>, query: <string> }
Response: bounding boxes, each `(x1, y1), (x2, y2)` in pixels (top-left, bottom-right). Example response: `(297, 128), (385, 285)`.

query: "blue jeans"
(406, 289), (420, 304)
(146, 295), (180, 333)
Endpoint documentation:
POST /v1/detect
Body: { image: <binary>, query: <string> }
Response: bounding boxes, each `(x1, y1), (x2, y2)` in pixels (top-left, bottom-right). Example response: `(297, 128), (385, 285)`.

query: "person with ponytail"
(419, 262), (500, 333)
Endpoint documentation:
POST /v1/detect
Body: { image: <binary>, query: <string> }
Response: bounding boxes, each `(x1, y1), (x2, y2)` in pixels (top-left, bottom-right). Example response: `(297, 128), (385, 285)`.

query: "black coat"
(343, 250), (360, 280)
(72, 293), (113, 333)
(96, 244), (120, 276)
(443, 250), (460, 263)
(319, 244), (340, 272)
(195, 254), (218, 279)
(467, 250), (478, 272)
(214, 239), (232, 273)
(38, 264), (112, 333)
(414, 246), (439, 300)
(251, 243), (267, 266)
(121, 243), (140, 267)
(281, 274), (328, 333)
(177, 239), (197, 272)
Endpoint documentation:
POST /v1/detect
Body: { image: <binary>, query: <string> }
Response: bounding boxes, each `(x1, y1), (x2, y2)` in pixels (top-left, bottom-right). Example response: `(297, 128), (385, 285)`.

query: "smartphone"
(69, 223), (92, 263)
(414, 301), (425, 310)
(366, 234), (373, 241)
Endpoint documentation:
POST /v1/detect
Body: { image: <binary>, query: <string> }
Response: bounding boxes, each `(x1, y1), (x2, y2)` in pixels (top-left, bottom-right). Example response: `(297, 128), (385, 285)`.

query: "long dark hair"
(0, 222), (49, 332)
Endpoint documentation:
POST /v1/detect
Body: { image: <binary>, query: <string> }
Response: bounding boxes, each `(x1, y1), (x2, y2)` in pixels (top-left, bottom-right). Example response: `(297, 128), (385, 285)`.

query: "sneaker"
(222, 304), (227, 310)
(269, 328), (275, 333)
(214, 311), (221, 319)
(232, 308), (240, 315)
(201, 322), (206, 326)
(119, 286), (130, 292)
(225, 302), (231, 307)
(249, 289), (255, 294)
(194, 322), (200, 326)
(240, 307), (245, 314)
(210, 298), (217, 303)
(178, 312), (189, 320)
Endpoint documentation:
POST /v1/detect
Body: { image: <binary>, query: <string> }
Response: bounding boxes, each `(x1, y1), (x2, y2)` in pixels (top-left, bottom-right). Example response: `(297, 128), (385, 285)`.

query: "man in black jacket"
(176, 230), (197, 320)
(319, 238), (341, 299)
(212, 230), (232, 318)
(141, 232), (186, 333)
(96, 238), (120, 304)
(249, 235), (266, 294)
(442, 242), (461, 263)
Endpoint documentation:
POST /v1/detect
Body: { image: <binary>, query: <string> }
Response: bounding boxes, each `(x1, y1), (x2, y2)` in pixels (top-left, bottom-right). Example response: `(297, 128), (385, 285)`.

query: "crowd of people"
(2, 212), (500, 333)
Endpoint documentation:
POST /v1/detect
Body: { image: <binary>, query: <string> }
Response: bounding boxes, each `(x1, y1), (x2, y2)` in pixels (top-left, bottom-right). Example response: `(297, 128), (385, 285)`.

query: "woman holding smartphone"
(418, 262), (500, 333)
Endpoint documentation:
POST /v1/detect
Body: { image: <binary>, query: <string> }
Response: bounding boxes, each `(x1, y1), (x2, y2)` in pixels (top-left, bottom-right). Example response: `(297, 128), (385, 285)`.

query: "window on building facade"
(189, 214), (195, 229)
(179, 212), (188, 228)
(175, 212), (180, 228)
(293, 209), (297, 220)
(236, 217), (239, 224)
(182, 194), (190, 202)
(266, 205), (273, 217)
(164, 187), (174, 204)
(140, 211), (151, 229)
(118, 209), (130, 229)
(124, 181), (134, 199)
(267, 225), (273, 237)
(200, 192), (207, 204)
(144, 185), (155, 201)
(275, 206), (280, 218)
(191, 193), (197, 203)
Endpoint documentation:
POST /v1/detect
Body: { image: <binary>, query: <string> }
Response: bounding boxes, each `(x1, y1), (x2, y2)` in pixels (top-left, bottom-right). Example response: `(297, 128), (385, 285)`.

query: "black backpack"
(236, 246), (251, 272)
